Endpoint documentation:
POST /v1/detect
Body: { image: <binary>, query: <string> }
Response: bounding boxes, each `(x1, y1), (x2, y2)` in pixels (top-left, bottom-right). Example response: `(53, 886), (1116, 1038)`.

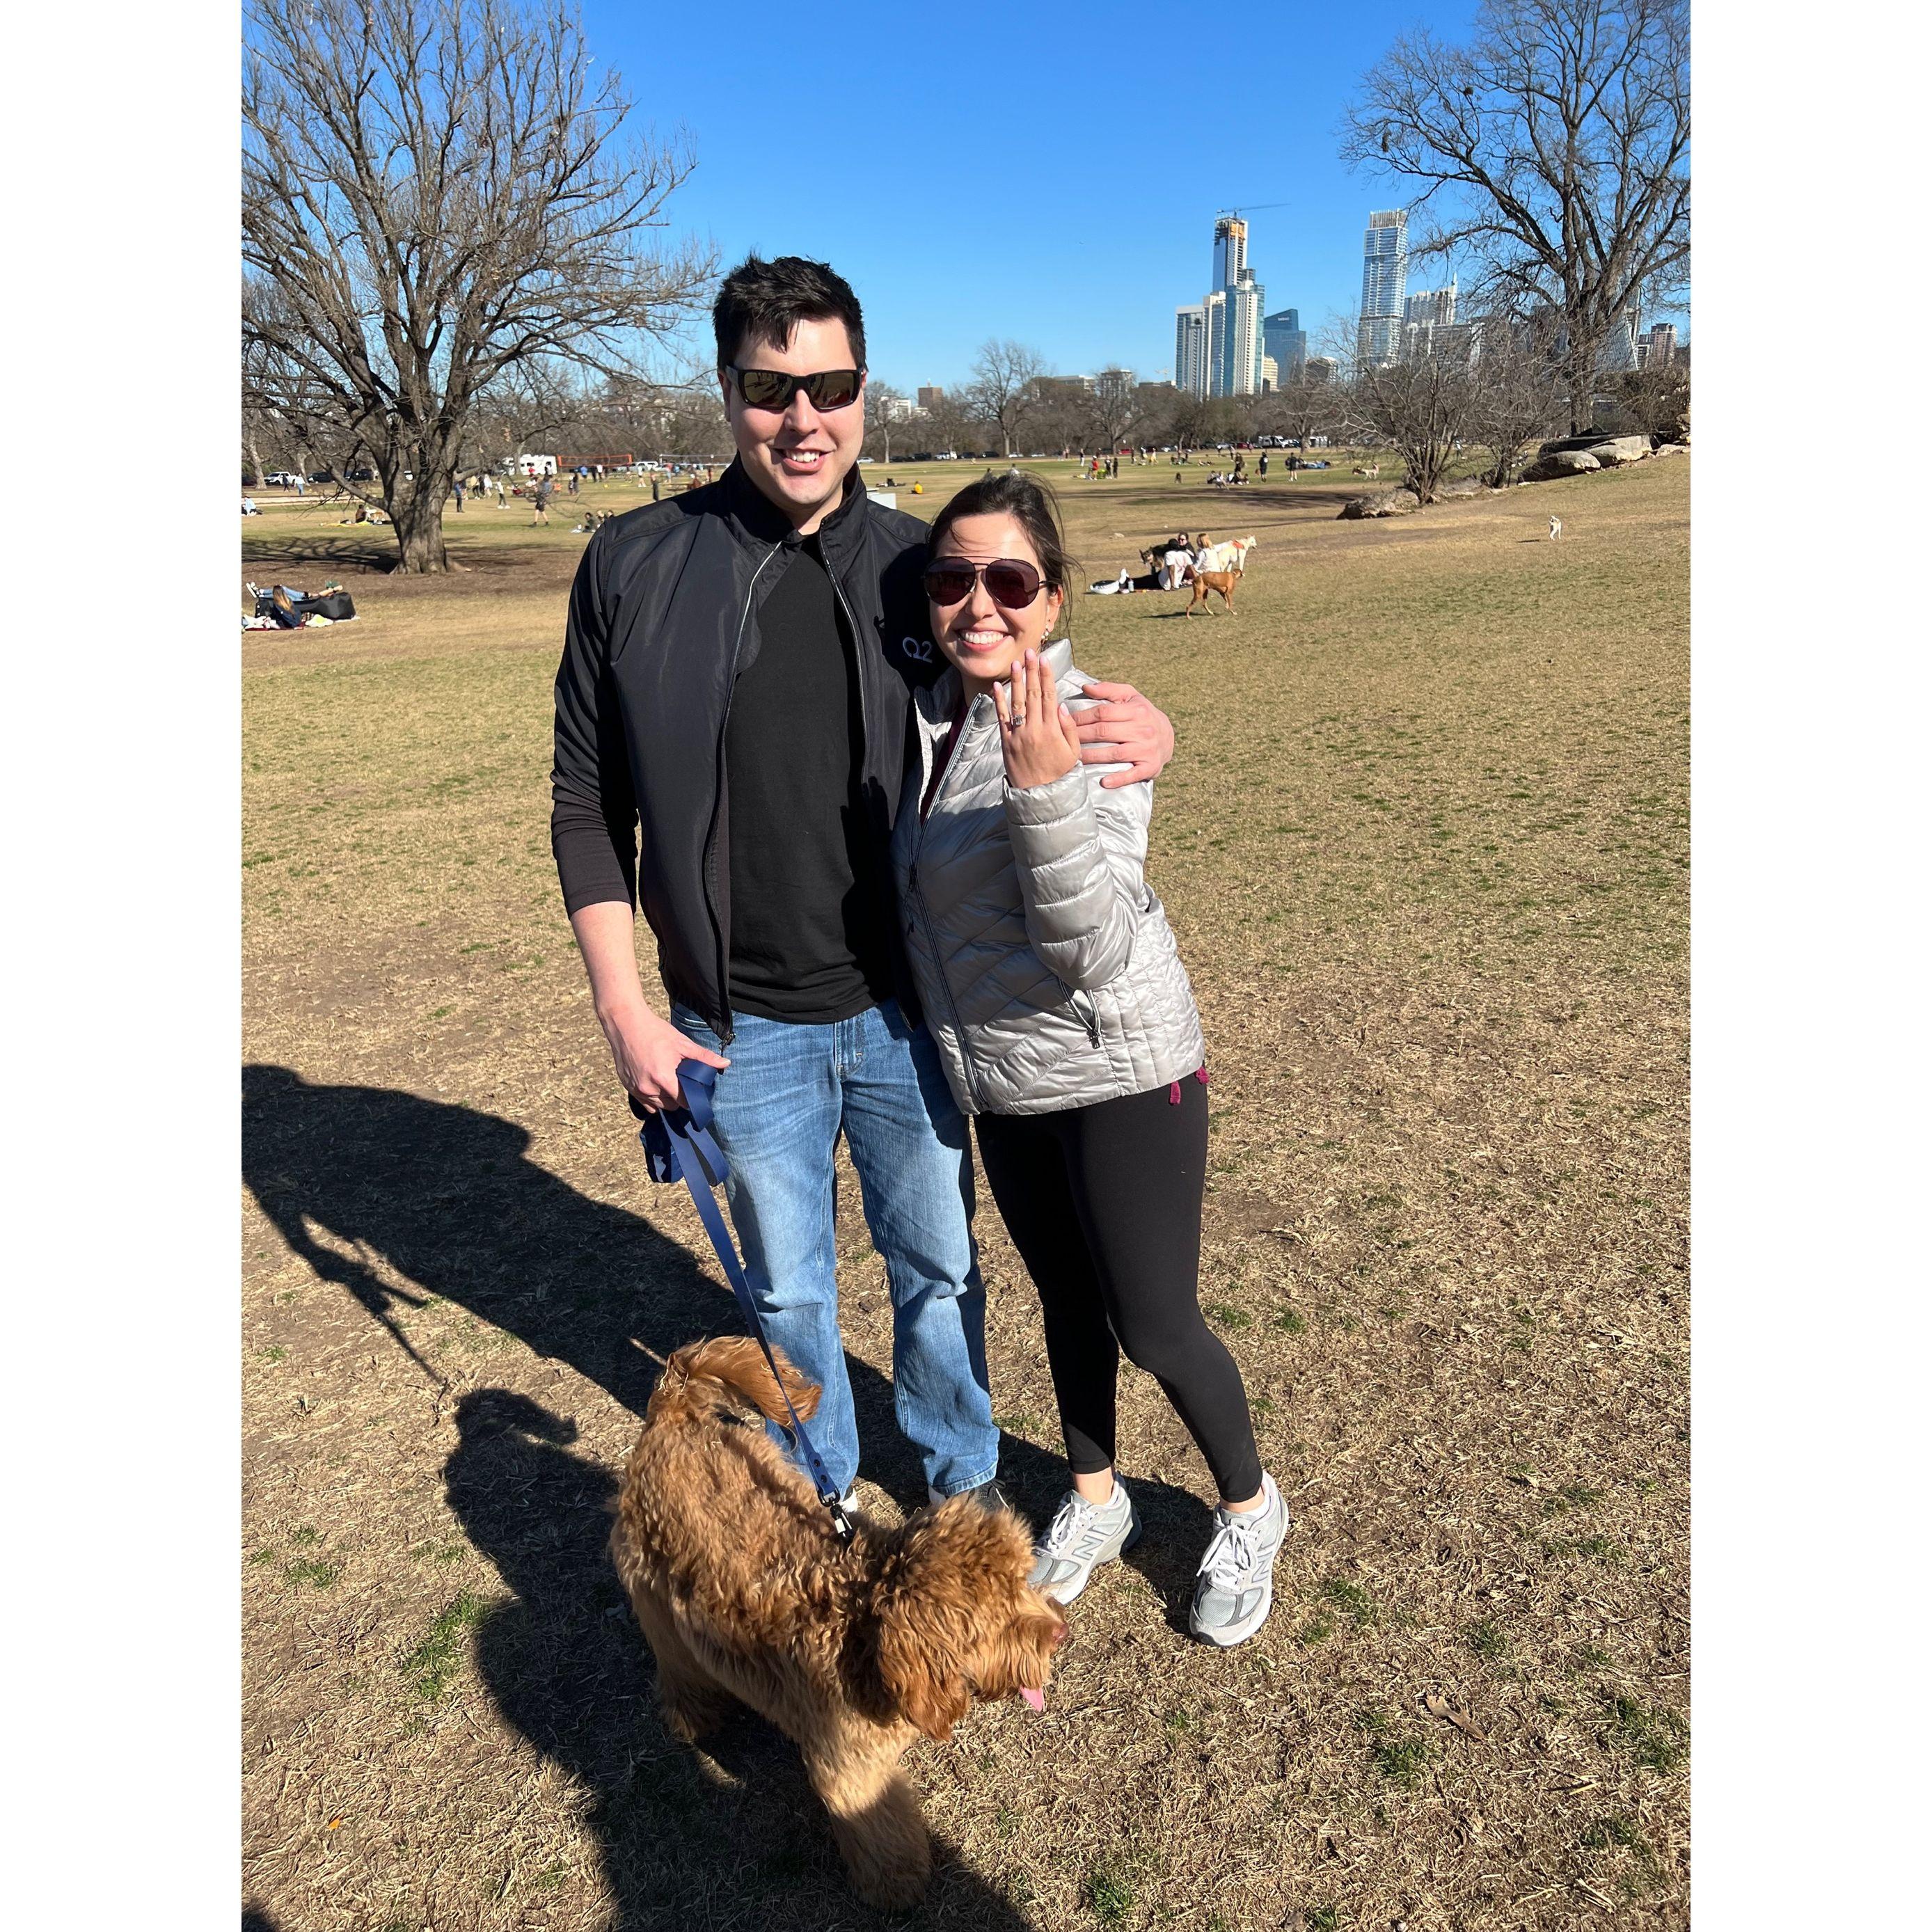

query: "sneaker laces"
(1202, 1514), (1263, 1589)
(1042, 1493), (1099, 1554)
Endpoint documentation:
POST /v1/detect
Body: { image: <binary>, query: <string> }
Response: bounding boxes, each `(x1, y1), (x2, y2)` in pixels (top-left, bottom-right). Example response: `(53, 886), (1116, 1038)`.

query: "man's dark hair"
(713, 255), (867, 372)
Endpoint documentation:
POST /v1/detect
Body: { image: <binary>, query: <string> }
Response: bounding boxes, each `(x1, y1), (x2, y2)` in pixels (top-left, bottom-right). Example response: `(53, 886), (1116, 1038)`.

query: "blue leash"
(633, 1063), (855, 1544)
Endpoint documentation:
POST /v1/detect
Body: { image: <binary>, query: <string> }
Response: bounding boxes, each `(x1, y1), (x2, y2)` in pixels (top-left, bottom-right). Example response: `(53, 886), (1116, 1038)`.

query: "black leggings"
(975, 1072), (1262, 1503)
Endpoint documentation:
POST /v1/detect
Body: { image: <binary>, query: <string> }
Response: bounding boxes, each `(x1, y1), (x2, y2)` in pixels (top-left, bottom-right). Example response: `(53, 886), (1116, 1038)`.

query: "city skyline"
(571, 0), (1686, 391)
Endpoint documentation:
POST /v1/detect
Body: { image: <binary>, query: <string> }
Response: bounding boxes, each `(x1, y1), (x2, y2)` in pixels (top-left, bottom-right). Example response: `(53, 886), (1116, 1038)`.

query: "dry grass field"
(242, 451), (1688, 1932)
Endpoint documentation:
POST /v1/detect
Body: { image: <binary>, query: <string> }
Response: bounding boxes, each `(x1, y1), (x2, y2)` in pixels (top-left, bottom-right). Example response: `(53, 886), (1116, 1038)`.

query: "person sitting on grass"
(891, 471), (1287, 1647)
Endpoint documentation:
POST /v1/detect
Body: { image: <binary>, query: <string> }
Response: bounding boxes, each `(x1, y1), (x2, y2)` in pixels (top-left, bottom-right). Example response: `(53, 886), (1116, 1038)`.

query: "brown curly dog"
(610, 1336), (1068, 1908)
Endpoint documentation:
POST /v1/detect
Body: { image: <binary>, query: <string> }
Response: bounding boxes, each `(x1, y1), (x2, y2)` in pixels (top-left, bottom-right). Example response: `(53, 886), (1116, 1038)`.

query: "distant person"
(294, 475), (305, 498)
(532, 473), (553, 524)
(1258, 453), (1267, 479)
(241, 496), (259, 516)
(495, 477), (507, 508)
(650, 473), (661, 503)
(568, 470), (580, 497)
(453, 476), (466, 514)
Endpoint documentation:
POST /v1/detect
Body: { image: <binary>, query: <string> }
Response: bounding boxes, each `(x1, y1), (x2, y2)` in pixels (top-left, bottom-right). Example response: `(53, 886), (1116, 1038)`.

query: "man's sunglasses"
(921, 557), (1047, 610)
(727, 365), (864, 412)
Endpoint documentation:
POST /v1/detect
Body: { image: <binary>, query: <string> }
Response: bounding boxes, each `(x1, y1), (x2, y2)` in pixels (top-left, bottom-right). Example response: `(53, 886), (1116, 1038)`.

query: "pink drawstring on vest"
(1169, 1066), (1210, 1104)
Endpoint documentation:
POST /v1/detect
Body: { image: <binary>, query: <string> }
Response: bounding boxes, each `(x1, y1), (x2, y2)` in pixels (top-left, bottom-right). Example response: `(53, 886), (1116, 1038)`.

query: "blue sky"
(584, 0), (1496, 390)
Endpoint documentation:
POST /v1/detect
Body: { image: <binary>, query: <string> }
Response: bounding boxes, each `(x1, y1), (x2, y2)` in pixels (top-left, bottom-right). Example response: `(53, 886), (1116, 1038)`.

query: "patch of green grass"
(1541, 1482), (1604, 1517)
(1466, 1620), (1507, 1660)
(1298, 1616), (1333, 1647)
(289, 1526), (320, 1546)
(1582, 1812), (1665, 1891)
(1273, 1307), (1308, 1336)
(1355, 1707), (1431, 1788)
(1608, 1695), (1688, 1773)
(1083, 1852), (1139, 1924)
(401, 1592), (494, 1702)
(256, 1345), (287, 1363)
(283, 1557), (340, 1590)
(248, 1547), (276, 1567)
(1304, 1907), (1344, 1932)
(1205, 1301), (1251, 1331)
(1318, 1575), (1378, 1629)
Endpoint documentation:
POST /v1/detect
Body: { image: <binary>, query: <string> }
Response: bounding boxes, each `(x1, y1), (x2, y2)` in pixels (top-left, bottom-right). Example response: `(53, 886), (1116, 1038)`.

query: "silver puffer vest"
(889, 638), (1205, 1116)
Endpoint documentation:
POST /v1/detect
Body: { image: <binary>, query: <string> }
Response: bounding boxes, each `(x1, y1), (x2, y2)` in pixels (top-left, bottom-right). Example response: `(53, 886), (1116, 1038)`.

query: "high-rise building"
(1222, 269), (1265, 396)
(1174, 305), (1208, 397)
(1357, 209), (1409, 366)
(1400, 283), (1459, 363)
(1095, 367), (1136, 400)
(1263, 308), (1306, 383)
(1260, 355), (1278, 393)
(916, 386), (944, 411)
(1306, 356), (1337, 384)
(1203, 290), (1228, 397)
(1597, 303), (1642, 373)
(1212, 216), (1248, 290)
(1645, 323), (1679, 368)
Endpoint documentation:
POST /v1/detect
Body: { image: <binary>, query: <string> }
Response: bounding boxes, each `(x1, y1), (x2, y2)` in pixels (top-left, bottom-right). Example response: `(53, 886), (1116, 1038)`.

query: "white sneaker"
(1028, 1480), (1141, 1603)
(1189, 1473), (1288, 1647)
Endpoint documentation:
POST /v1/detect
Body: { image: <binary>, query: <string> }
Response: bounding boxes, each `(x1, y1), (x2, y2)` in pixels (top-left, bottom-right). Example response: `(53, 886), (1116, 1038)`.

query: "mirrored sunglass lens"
(807, 372), (860, 409)
(738, 369), (792, 408)
(924, 567), (976, 603)
(986, 564), (1040, 606)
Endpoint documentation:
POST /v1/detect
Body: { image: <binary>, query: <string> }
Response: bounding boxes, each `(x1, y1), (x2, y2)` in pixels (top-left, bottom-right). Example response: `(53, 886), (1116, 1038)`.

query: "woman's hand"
(994, 649), (1081, 790)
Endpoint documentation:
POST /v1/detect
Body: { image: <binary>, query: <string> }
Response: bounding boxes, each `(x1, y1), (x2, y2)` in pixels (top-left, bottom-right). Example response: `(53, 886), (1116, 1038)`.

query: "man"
(551, 255), (1175, 1509)
(532, 472), (553, 525)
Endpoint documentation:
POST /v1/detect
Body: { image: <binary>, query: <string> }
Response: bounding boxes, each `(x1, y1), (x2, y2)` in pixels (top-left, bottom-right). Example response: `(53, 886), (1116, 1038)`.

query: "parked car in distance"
(264, 470), (303, 487)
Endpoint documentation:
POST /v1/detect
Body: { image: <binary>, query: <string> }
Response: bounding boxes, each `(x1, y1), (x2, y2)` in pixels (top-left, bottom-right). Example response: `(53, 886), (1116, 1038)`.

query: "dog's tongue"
(1020, 1686), (1045, 1712)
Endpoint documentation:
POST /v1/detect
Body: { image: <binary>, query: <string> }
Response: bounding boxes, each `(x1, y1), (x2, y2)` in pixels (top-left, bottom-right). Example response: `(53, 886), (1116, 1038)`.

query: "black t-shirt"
(724, 535), (897, 1023)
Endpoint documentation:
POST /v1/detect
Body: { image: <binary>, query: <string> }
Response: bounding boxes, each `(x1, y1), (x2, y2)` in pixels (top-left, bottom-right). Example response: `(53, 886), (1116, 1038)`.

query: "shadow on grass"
(242, 1066), (1213, 1915)
(242, 532), (401, 573)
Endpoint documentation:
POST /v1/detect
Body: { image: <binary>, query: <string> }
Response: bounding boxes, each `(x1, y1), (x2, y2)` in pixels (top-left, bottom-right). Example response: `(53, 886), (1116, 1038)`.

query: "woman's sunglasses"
(922, 557), (1047, 610)
(727, 365), (864, 412)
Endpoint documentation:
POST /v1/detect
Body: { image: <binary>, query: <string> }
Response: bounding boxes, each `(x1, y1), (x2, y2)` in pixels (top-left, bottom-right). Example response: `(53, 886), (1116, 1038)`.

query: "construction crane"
(1215, 200), (1294, 220)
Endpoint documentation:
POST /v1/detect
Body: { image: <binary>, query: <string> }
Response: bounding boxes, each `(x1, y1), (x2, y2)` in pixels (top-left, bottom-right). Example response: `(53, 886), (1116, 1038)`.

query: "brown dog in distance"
(1184, 567), (1240, 616)
(610, 1336), (1068, 1908)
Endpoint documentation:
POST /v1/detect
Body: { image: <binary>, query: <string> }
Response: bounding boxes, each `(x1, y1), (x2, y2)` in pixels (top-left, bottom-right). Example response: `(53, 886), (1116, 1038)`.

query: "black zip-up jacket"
(551, 460), (942, 1043)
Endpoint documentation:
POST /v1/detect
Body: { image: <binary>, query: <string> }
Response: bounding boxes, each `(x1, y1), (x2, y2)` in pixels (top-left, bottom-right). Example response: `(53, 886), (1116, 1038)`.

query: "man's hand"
(1072, 679), (1176, 788)
(599, 1000), (729, 1114)
(569, 900), (728, 1112)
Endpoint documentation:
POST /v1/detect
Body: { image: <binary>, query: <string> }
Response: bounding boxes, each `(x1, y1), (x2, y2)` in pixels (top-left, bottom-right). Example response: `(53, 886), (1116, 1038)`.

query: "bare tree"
(1464, 312), (1570, 485)
(1599, 357), (1689, 442)
(1084, 381), (1142, 463)
(863, 383), (909, 464)
(1335, 320), (1480, 501)
(1267, 370), (1342, 457)
(965, 340), (1047, 458)
(1340, 0), (1689, 431)
(242, 0), (712, 571)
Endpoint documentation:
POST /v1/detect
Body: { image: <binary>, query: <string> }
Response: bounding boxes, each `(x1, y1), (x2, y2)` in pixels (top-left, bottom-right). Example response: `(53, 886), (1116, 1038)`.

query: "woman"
(891, 473), (1285, 1647)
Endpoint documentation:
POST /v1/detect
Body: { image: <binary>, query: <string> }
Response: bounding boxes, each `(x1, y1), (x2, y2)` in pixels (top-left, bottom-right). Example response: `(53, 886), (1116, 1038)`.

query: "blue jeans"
(669, 998), (999, 1498)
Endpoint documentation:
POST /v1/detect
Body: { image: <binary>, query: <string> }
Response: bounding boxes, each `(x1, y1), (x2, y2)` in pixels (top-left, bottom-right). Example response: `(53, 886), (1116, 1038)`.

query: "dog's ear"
(874, 1617), (972, 1742)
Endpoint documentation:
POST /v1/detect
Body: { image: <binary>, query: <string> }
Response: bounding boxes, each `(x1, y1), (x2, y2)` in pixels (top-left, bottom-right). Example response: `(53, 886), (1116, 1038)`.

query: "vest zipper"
(905, 704), (984, 1111)
(704, 539), (782, 1045)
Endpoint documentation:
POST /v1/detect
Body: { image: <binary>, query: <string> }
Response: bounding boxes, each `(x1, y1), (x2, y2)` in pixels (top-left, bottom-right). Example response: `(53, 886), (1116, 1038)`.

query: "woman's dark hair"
(713, 254), (867, 372)
(926, 472), (1079, 616)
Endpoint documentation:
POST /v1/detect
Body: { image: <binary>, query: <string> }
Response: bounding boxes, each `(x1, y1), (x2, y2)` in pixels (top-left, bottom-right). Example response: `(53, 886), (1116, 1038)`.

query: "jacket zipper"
(704, 539), (783, 1045)
(905, 704), (985, 1111)
(1071, 989), (1102, 1048)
